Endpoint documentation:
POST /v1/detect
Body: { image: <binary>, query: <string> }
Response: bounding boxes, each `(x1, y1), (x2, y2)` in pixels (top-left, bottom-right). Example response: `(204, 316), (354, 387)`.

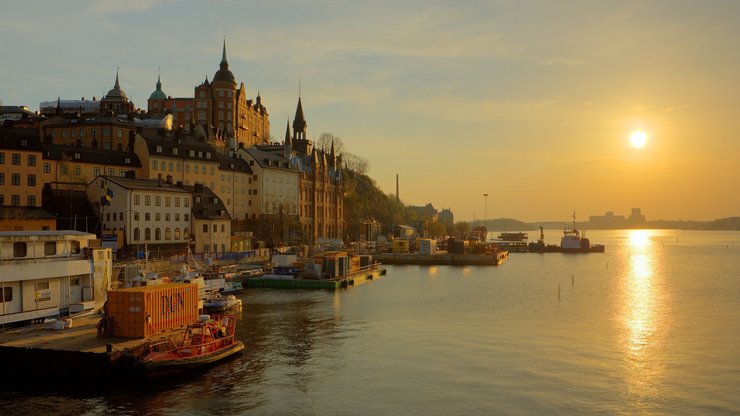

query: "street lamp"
(483, 193), (488, 229)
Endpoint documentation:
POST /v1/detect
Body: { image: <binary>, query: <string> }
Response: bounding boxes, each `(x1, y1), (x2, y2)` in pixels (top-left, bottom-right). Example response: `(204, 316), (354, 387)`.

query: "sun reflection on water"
(621, 229), (668, 405)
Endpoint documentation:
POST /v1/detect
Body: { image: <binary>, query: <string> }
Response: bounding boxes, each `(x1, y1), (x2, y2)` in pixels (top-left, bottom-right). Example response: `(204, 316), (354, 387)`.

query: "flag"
(102, 185), (114, 206)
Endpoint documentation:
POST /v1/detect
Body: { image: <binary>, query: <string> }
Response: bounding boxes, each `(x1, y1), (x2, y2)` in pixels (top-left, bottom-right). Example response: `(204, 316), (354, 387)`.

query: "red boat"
(135, 314), (245, 375)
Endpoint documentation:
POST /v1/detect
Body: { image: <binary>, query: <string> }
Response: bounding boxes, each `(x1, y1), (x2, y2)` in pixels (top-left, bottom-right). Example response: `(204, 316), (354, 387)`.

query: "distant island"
(471, 216), (740, 231)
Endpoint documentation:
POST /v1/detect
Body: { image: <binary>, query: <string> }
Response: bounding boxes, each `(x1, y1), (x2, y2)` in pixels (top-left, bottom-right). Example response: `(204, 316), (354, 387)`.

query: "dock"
(0, 315), (186, 379)
(375, 252), (508, 266)
(245, 264), (386, 290)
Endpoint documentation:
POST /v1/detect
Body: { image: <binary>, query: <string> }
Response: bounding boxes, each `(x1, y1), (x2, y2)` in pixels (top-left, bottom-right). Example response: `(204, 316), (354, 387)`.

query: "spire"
(330, 140), (336, 166)
(293, 97), (307, 140)
(114, 67), (121, 90)
(56, 97), (61, 115)
(221, 38), (228, 66)
(284, 118), (292, 144)
(156, 74), (161, 90)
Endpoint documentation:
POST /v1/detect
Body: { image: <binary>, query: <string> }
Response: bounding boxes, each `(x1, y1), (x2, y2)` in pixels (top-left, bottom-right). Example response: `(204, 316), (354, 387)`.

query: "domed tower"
(100, 69), (134, 115)
(210, 39), (238, 136)
(147, 74), (168, 114)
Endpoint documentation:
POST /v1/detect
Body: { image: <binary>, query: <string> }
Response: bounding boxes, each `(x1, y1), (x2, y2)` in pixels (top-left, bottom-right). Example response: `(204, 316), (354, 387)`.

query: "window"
(13, 242), (27, 257)
(0, 152), (4, 164)
(1, 287), (12, 303)
(194, 165), (199, 174)
(160, 161), (166, 171)
(221, 224), (225, 233)
(73, 165), (81, 175)
(175, 197), (180, 207)
(175, 213), (180, 221)
(165, 197), (171, 207)
(27, 195), (36, 206)
(119, 169), (126, 177)
(70, 241), (80, 254)
(175, 228), (180, 239)
(12, 153), (21, 165)
(103, 127), (111, 138)
(133, 228), (140, 241)
(43, 163), (51, 173)
(165, 213), (170, 221)
(103, 142), (111, 150)
(145, 228), (151, 240)
(145, 212), (151, 221)
(134, 212), (139, 221)
(185, 164), (190, 173)
(165, 228), (171, 240)
(145, 195), (151, 206)
(28, 155), (37, 166)
(156, 145), (162, 153)
(80, 129), (85, 138)
(156, 213), (161, 221)
(184, 198), (190, 208)
(134, 195), (140, 205)
(169, 162), (174, 171)
(155, 228), (161, 240)
(11, 195), (20, 206)
(184, 214), (189, 221)
(0, 172), (4, 185)
(44, 241), (56, 255)
(213, 224), (217, 232)
(202, 224), (208, 233)
(11, 173), (21, 186)
(155, 196), (161, 206)
(152, 160), (157, 170)
(173, 148), (178, 155)
(117, 129), (122, 138)
(93, 167), (101, 176)
(107, 168), (114, 175)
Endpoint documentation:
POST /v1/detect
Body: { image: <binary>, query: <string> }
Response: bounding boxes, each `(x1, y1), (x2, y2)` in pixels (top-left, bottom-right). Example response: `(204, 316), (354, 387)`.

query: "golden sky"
(1, 1), (738, 221)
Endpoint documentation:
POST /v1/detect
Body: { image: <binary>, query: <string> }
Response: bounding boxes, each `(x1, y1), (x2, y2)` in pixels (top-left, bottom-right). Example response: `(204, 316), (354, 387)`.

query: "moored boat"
(497, 232), (528, 241)
(134, 314), (244, 376)
(203, 294), (242, 312)
(560, 213), (605, 253)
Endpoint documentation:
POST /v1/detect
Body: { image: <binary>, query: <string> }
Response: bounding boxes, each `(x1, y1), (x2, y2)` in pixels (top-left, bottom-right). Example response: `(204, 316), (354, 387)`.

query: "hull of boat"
(135, 341), (245, 376)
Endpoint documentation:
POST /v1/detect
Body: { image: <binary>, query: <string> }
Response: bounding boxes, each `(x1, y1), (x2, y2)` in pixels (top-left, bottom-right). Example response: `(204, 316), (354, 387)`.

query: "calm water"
(3, 230), (740, 415)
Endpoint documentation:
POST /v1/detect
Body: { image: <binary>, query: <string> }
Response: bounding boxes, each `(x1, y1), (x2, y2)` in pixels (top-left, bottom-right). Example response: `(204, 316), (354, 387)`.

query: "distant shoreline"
(471, 217), (740, 231)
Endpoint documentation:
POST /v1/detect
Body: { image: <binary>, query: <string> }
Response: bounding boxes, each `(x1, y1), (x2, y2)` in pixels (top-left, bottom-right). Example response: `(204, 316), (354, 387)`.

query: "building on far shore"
(588, 208), (647, 229)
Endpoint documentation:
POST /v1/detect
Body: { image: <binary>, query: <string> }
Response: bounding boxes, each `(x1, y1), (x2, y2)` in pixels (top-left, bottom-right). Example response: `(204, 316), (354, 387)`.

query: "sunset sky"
(2, 1), (738, 222)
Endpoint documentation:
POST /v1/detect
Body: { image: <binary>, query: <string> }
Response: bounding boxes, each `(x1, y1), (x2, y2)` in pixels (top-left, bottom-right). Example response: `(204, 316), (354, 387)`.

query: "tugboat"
(560, 213), (605, 253)
(135, 314), (244, 376)
(527, 226), (560, 253)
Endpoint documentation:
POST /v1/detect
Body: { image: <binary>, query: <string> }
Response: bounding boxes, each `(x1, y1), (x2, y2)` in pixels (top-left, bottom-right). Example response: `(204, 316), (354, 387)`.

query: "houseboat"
(0, 231), (112, 327)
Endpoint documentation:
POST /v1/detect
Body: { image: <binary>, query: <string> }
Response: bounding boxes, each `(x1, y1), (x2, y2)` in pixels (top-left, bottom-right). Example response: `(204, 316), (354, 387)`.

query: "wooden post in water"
(571, 274), (574, 286)
(558, 284), (561, 299)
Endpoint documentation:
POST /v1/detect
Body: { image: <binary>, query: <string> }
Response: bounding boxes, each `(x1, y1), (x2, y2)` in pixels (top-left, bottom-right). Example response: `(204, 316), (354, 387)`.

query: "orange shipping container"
(106, 283), (200, 338)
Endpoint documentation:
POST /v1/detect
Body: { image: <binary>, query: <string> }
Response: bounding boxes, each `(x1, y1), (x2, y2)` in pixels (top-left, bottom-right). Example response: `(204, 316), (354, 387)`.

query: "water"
(2, 230), (740, 415)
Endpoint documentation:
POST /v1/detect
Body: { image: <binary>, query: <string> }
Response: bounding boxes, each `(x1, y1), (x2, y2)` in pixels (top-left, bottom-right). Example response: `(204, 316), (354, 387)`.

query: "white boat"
(203, 294), (242, 312)
(560, 213), (605, 253)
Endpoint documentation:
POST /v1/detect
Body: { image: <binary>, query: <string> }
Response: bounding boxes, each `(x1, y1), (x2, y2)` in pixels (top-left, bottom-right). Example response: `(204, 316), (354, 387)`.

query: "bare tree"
(317, 133), (344, 154)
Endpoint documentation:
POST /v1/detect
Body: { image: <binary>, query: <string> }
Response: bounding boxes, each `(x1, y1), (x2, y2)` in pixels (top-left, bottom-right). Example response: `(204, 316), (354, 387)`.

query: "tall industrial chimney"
(396, 174), (399, 202)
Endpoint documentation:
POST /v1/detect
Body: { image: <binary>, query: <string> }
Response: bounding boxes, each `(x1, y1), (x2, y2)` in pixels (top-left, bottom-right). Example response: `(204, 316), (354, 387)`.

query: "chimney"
(396, 174), (399, 202)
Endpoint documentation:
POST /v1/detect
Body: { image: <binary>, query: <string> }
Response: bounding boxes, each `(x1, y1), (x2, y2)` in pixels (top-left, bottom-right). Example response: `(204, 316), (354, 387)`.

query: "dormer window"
(189, 150), (195, 157)
(195, 196), (201, 203)
(198, 151), (203, 158)
(21, 139), (28, 147)
(173, 148), (178, 155)
(156, 145), (162, 153)
(125, 157), (131, 164)
(74, 153), (81, 159)
(206, 152), (211, 159)
(213, 198), (219, 204)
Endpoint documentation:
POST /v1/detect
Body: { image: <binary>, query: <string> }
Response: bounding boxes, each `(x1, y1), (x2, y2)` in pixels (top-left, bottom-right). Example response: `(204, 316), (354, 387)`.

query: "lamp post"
(483, 193), (488, 229)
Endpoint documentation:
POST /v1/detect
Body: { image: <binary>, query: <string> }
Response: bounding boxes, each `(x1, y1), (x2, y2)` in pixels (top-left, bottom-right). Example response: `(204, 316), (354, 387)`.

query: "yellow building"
(0, 127), (44, 208)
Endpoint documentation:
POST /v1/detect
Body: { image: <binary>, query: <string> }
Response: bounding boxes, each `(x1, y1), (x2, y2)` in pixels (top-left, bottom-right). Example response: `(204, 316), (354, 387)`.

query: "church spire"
(293, 96), (307, 140)
(284, 118), (292, 144)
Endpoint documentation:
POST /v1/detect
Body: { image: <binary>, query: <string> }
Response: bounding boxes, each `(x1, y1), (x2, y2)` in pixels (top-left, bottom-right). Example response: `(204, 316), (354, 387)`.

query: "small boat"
(219, 281), (244, 295)
(203, 294), (242, 312)
(135, 314), (244, 375)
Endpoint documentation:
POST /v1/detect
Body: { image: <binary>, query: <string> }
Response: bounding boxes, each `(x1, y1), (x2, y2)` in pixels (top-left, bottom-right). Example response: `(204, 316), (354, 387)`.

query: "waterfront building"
(438, 208), (454, 229)
(0, 230), (112, 326)
(588, 211), (627, 229)
(86, 175), (192, 254)
(133, 130), (257, 223)
(186, 183), (231, 256)
(0, 106), (38, 123)
(147, 40), (270, 147)
(0, 127), (44, 209)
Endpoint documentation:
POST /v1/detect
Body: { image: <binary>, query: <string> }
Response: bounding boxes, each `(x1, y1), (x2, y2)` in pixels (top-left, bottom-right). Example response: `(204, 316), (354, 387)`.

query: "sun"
(629, 130), (648, 148)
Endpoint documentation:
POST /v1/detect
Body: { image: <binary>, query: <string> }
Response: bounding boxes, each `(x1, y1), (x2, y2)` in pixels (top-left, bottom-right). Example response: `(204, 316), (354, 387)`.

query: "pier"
(375, 252), (508, 266)
(245, 264), (386, 290)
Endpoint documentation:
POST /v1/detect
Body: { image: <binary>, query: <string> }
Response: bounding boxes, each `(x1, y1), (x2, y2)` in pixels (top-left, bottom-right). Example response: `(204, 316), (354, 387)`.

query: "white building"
(238, 147), (299, 217)
(0, 230), (112, 326)
(87, 175), (192, 251)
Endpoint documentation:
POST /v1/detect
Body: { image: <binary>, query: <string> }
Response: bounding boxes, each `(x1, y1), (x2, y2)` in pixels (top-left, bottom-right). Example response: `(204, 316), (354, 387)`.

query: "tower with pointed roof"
(101, 69), (134, 115)
(188, 40), (270, 148)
